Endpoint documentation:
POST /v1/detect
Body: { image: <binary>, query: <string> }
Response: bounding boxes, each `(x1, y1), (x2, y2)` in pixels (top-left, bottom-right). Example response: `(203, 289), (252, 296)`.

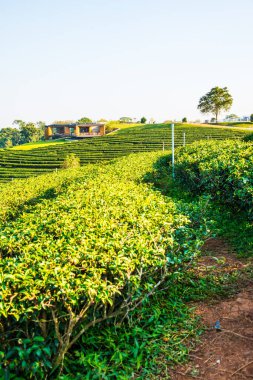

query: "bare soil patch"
(171, 238), (253, 380)
(195, 238), (246, 277)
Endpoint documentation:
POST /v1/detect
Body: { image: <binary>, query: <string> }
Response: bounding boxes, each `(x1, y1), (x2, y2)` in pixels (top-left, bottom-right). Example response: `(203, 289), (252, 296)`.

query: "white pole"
(171, 123), (175, 179)
(183, 132), (186, 147)
(163, 141), (165, 151)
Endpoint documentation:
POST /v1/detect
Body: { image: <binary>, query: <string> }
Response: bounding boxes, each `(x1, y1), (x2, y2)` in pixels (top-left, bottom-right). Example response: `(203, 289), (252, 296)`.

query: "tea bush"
(0, 152), (208, 378)
(175, 140), (253, 217)
(62, 153), (80, 169)
(0, 167), (86, 222)
(243, 132), (253, 142)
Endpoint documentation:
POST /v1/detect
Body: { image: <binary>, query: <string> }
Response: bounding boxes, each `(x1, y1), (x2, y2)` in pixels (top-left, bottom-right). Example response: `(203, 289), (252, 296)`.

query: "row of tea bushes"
(0, 152), (209, 378)
(175, 140), (253, 217)
(0, 167), (90, 222)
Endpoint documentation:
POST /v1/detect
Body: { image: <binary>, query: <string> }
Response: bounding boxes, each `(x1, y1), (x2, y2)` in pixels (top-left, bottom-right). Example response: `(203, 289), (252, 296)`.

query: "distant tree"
(210, 117), (216, 123)
(0, 127), (21, 147)
(119, 117), (132, 123)
(182, 117), (187, 123)
(5, 139), (13, 148)
(20, 123), (38, 143)
(225, 114), (239, 120)
(11, 129), (22, 145)
(197, 87), (233, 123)
(13, 120), (43, 143)
(98, 118), (107, 123)
(62, 153), (80, 169)
(250, 114), (253, 122)
(0, 120), (45, 148)
(77, 117), (92, 123)
(0, 136), (12, 148)
(13, 119), (26, 129)
(140, 117), (147, 124)
(52, 120), (75, 124)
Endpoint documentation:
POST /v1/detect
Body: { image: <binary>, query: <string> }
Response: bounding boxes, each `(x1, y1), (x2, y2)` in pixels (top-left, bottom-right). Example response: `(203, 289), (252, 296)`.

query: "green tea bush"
(62, 153), (80, 169)
(243, 132), (253, 142)
(175, 140), (253, 217)
(0, 152), (207, 378)
(0, 168), (85, 222)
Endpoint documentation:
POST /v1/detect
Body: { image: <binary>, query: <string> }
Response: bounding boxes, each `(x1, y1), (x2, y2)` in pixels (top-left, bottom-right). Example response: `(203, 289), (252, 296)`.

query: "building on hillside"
(223, 116), (250, 122)
(45, 123), (106, 140)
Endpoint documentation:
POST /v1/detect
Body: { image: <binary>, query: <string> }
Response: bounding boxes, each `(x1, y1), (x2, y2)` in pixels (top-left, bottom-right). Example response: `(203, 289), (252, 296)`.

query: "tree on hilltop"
(197, 87), (233, 123)
(77, 117), (92, 123)
(119, 117), (132, 123)
(140, 117), (147, 124)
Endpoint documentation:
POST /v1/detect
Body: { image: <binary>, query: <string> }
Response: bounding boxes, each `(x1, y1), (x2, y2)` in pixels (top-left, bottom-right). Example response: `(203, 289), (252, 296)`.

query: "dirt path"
(171, 239), (253, 380)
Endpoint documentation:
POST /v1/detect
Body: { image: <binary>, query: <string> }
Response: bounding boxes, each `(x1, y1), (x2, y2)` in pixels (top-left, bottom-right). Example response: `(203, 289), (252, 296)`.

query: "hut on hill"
(45, 123), (106, 140)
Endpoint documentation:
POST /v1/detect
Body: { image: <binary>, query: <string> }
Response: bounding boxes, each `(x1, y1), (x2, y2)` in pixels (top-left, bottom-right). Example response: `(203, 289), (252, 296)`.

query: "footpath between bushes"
(170, 238), (253, 380)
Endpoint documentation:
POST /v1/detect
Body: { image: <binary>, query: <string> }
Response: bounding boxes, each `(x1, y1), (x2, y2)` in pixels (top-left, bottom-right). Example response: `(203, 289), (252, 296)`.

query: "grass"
(11, 139), (68, 150)
(216, 121), (253, 128)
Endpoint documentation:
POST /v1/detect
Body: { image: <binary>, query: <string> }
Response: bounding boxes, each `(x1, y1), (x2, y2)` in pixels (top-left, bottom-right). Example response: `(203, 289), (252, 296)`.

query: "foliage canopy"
(175, 140), (253, 218)
(0, 121), (45, 148)
(197, 86), (233, 123)
(77, 116), (92, 123)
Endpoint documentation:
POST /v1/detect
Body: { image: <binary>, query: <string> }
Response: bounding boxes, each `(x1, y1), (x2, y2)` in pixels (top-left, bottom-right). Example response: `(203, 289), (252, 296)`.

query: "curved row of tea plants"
(0, 152), (209, 379)
(0, 167), (92, 222)
(0, 123), (248, 183)
(175, 140), (253, 218)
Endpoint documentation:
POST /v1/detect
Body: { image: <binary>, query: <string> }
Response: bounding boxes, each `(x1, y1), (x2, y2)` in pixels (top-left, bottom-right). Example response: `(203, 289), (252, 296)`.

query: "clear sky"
(0, 0), (252, 127)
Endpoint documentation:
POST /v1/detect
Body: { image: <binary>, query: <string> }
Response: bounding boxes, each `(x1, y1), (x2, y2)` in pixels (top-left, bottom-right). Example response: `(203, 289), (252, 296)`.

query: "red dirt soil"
(171, 238), (253, 380)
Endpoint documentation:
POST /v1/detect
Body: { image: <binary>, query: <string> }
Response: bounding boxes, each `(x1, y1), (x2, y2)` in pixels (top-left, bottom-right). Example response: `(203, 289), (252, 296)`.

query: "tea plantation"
(0, 139), (253, 379)
(0, 123), (248, 183)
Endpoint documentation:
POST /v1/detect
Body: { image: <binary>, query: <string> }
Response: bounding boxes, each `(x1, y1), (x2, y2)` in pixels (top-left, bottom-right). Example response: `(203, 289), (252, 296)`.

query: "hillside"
(0, 123), (249, 183)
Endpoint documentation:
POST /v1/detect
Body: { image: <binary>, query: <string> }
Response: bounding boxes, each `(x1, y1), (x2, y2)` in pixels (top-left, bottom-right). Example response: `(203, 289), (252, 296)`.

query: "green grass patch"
(11, 139), (67, 150)
(217, 121), (253, 128)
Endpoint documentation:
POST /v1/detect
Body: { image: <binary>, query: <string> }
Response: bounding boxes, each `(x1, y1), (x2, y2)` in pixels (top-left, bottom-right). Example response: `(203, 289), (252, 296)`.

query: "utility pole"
(171, 123), (175, 179)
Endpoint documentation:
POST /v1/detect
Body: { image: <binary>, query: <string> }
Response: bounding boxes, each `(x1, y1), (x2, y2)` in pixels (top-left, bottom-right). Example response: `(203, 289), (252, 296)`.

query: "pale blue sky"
(0, 0), (252, 127)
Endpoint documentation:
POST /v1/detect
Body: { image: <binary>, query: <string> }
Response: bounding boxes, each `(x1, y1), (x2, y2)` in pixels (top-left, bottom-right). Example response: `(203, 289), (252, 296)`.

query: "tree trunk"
(53, 343), (70, 370)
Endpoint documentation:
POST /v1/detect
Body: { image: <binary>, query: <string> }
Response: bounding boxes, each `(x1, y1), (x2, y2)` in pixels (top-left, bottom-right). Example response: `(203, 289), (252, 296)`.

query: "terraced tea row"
(0, 124), (248, 182)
